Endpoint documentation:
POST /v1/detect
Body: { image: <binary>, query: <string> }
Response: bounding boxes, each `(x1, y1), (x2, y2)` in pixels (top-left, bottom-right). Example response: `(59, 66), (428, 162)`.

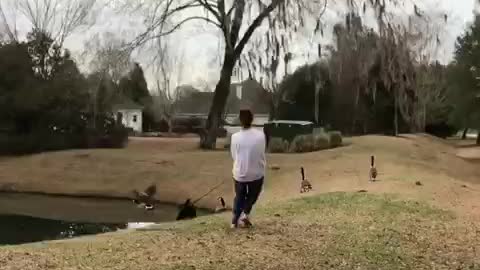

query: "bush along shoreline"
(268, 131), (343, 153)
(0, 113), (129, 156)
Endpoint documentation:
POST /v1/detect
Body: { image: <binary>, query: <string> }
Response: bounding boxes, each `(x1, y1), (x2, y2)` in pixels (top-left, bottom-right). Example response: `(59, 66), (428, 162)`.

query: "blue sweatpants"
(232, 177), (264, 226)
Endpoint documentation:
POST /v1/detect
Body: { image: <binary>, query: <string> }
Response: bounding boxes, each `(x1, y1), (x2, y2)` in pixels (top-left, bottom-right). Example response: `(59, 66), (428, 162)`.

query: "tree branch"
(0, 2), (18, 42)
(233, 0), (282, 58)
(229, 0), (246, 50)
(129, 0), (223, 49)
(133, 15), (221, 48)
(194, 0), (221, 23)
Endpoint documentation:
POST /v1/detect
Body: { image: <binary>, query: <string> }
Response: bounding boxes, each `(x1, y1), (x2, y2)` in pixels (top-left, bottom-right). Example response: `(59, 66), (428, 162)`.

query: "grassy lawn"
(1, 134), (479, 211)
(0, 192), (478, 270)
(1, 134), (480, 269)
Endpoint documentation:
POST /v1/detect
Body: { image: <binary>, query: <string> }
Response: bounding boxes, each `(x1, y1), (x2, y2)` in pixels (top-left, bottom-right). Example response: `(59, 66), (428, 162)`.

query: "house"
(175, 91), (213, 114)
(112, 97), (144, 133)
(176, 79), (271, 115)
(228, 79), (271, 114)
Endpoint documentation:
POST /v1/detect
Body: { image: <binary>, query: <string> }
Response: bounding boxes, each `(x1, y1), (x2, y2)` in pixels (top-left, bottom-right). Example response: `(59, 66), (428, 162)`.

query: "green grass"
(1, 193), (478, 270)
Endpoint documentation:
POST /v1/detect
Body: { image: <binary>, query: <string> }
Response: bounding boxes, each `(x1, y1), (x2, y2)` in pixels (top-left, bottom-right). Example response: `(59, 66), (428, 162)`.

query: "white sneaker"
(240, 213), (253, 228)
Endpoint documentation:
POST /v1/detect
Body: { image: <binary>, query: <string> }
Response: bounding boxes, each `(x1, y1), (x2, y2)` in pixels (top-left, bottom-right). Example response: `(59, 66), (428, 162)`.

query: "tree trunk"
(476, 131), (480, 145)
(462, 128), (468, 140)
(167, 118), (173, 134)
(394, 87), (399, 136)
(200, 55), (235, 149)
(423, 102), (427, 132)
(269, 96), (277, 121)
(314, 84), (320, 125)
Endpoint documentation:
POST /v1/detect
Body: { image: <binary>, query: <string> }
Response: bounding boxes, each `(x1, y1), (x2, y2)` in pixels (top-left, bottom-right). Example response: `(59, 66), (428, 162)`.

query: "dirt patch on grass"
(1, 193), (478, 270)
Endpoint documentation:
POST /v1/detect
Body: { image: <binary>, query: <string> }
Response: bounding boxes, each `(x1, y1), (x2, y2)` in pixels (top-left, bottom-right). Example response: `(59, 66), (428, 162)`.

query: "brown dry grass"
(1, 193), (479, 270)
(1, 134), (479, 216)
(1, 134), (480, 269)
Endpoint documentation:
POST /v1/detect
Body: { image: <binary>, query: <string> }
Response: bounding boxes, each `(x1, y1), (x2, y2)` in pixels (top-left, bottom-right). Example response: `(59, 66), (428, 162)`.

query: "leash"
(192, 179), (226, 205)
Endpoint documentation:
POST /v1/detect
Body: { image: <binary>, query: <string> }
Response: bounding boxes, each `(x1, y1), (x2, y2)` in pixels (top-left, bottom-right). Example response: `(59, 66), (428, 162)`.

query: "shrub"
(313, 132), (330, 150)
(224, 133), (232, 149)
(172, 125), (189, 134)
(0, 131), (81, 155)
(100, 125), (129, 148)
(313, 127), (326, 135)
(289, 134), (315, 153)
(216, 127), (227, 138)
(0, 115), (129, 156)
(268, 137), (289, 153)
(329, 131), (343, 148)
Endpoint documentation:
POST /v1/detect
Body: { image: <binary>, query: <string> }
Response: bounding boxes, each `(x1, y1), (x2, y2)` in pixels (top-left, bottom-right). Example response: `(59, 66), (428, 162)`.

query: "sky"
(0, 0), (476, 92)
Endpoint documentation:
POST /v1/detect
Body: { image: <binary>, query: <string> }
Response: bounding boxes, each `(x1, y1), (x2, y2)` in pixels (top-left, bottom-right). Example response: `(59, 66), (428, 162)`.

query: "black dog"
(176, 199), (197, 221)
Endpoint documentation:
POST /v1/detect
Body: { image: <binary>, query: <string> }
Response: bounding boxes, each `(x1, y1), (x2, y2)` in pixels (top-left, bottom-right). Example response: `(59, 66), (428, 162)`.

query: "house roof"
(229, 79), (271, 114)
(112, 95), (144, 111)
(268, 120), (313, 125)
(175, 79), (271, 114)
(175, 92), (213, 114)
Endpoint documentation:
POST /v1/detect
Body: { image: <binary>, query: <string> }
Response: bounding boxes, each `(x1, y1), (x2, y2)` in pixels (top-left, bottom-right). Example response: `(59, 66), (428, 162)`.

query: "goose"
(215, 197), (227, 213)
(132, 184), (157, 210)
(176, 199), (197, 221)
(300, 167), (313, 193)
(369, 155), (378, 182)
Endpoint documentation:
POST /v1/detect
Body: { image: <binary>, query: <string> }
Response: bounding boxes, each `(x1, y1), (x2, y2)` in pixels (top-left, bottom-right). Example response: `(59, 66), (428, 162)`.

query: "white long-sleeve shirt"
(230, 128), (266, 182)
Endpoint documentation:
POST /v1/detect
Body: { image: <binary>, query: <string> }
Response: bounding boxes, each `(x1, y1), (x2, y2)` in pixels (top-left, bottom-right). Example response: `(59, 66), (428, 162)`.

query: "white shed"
(112, 99), (144, 134)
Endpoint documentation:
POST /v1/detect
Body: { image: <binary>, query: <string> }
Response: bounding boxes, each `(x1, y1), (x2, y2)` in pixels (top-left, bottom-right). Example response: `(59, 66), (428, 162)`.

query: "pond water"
(0, 214), (126, 245)
(0, 193), (208, 246)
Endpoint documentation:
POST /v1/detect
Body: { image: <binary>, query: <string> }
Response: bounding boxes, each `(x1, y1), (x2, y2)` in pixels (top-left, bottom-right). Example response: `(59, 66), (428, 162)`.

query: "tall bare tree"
(84, 32), (133, 84)
(0, 0), (20, 42)
(153, 36), (186, 133)
(126, 0), (336, 149)
(407, 11), (450, 131)
(128, 0), (435, 148)
(17, 0), (96, 46)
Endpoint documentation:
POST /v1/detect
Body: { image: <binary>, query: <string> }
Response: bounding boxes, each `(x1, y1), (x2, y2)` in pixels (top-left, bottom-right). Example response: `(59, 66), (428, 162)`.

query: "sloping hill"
(1, 192), (479, 270)
(0, 135), (479, 218)
(1, 135), (480, 269)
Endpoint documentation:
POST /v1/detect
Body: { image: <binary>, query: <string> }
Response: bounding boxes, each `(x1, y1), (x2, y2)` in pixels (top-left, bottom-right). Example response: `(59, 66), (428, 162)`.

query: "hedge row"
(0, 126), (129, 156)
(268, 131), (343, 153)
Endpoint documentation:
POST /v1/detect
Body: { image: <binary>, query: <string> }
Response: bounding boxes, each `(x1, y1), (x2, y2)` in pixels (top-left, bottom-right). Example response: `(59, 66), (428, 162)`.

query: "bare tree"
(239, 0), (328, 121)
(80, 32), (133, 129)
(125, 0), (335, 149)
(155, 80), (181, 133)
(327, 2), (447, 135)
(84, 32), (133, 84)
(154, 37), (186, 133)
(379, 7), (449, 135)
(126, 0), (437, 147)
(17, 0), (96, 46)
(407, 11), (450, 132)
(0, 0), (20, 42)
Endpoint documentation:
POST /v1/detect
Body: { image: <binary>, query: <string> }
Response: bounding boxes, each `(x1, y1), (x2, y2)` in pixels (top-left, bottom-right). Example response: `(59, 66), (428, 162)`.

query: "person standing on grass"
(230, 109), (266, 229)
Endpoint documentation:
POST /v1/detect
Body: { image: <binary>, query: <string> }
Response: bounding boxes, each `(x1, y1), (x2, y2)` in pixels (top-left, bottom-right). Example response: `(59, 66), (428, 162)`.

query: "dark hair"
(239, 109), (253, 128)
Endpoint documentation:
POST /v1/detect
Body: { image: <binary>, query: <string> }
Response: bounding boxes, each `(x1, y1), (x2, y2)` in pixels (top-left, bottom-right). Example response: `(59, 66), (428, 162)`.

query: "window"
(133, 115), (137, 123)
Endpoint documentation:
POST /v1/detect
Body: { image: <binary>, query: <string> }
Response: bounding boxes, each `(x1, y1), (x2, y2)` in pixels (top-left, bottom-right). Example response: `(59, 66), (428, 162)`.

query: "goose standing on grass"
(132, 184), (157, 210)
(300, 167), (313, 193)
(369, 155), (378, 182)
(215, 197), (227, 213)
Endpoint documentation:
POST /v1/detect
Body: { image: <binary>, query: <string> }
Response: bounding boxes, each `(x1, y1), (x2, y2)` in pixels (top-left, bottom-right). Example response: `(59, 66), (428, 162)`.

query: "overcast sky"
(0, 0), (476, 91)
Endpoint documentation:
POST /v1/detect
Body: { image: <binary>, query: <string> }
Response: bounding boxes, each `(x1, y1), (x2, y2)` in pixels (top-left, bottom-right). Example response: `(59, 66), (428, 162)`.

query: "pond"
(0, 193), (208, 246)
